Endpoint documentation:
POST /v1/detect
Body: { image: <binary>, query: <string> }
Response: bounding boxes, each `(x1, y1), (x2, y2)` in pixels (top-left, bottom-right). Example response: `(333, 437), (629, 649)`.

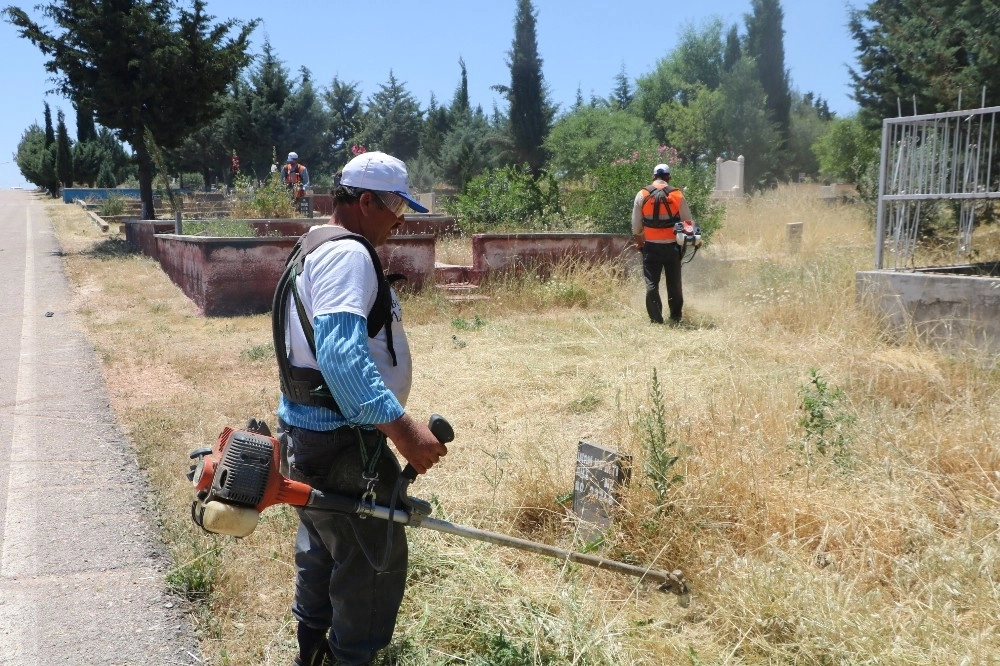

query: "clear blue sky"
(0, 0), (863, 188)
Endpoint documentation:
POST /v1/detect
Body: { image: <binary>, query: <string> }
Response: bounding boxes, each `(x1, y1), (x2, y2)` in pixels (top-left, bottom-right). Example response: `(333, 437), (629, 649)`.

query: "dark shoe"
(296, 623), (332, 666)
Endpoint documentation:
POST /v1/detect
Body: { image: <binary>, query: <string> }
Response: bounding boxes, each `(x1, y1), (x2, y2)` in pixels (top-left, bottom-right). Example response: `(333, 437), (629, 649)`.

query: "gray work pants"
(279, 420), (408, 666)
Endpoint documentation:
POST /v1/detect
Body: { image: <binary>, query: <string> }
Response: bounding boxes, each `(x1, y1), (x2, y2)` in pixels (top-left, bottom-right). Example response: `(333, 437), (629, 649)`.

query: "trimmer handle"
(401, 414), (454, 481)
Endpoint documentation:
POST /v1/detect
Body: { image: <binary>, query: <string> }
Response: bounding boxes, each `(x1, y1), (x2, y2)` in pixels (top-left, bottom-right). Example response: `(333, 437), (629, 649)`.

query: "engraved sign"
(572, 441), (631, 540)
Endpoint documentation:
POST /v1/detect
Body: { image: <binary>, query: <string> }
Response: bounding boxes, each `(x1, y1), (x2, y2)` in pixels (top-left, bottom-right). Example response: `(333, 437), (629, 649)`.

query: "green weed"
(166, 542), (221, 601)
(452, 314), (487, 330)
(796, 368), (856, 470)
(473, 632), (557, 666)
(241, 342), (275, 362)
(640, 368), (684, 508)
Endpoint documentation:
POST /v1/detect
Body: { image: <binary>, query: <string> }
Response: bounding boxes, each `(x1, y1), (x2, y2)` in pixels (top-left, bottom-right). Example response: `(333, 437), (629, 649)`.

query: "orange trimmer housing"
(191, 426), (313, 511)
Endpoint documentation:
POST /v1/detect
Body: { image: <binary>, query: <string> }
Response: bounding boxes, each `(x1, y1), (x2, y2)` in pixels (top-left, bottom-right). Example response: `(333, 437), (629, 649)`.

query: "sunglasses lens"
(377, 191), (409, 218)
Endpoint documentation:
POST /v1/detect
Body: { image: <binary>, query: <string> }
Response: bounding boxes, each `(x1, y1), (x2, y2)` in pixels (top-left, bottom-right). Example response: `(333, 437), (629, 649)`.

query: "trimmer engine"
(673, 220), (702, 248)
(188, 422), (315, 537)
(673, 220), (702, 263)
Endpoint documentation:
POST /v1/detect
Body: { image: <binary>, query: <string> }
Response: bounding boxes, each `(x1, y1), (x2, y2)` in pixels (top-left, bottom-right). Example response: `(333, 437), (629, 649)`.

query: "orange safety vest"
(283, 163), (303, 184)
(283, 163), (306, 198)
(640, 182), (683, 241)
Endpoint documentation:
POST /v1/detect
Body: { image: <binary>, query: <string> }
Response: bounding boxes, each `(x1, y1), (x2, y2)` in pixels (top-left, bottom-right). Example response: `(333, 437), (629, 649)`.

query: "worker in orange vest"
(631, 163), (696, 324)
(281, 151), (311, 199)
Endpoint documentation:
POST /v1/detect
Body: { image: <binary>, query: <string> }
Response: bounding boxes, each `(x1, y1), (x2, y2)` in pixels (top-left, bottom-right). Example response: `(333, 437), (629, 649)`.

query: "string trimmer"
(187, 415), (688, 602)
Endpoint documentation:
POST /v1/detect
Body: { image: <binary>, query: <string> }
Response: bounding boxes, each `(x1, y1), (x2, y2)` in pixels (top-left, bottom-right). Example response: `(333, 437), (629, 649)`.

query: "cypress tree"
(497, 0), (553, 174)
(43, 102), (54, 146)
(55, 109), (73, 188)
(744, 0), (791, 144)
(723, 24), (741, 72)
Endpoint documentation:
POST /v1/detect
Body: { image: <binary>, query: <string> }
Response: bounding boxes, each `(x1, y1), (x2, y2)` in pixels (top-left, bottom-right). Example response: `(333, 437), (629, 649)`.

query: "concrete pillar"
(787, 221), (803, 254)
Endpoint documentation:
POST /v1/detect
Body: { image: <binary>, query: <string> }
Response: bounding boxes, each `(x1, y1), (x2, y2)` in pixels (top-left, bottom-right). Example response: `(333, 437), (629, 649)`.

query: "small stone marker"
(787, 221), (803, 254)
(572, 441), (631, 540)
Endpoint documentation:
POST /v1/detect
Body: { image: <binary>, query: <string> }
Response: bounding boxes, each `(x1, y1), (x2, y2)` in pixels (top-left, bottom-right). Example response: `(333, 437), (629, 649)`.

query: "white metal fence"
(875, 105), (1000, 269)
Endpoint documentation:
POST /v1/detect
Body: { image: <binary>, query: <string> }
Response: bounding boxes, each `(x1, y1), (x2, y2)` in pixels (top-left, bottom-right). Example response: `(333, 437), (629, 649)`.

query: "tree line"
(6, 0), (999, 225)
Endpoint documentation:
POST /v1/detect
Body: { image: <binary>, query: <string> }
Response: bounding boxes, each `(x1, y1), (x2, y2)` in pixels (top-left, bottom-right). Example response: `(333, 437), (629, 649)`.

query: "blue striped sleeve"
(314, 310), (404, 426)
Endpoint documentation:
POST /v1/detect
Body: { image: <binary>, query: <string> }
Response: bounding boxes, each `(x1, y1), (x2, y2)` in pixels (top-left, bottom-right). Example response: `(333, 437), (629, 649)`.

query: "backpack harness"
(283, 163), (303, 184)
(640, 183), (682, 229)
(272, 226), (403, 412)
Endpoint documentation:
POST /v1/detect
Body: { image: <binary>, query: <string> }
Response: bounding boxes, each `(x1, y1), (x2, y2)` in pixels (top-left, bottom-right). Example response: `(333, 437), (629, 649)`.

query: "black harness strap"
(642, 184), (681, 229)
(273, 226), (402, 412)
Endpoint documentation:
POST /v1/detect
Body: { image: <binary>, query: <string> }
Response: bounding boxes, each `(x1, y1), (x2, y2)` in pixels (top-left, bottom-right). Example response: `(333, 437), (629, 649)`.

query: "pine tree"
(4, 0), (257, 219)
(849, 0), (1000, 127)
(355, 71), (423, 162)
(611, 64), (633, 111)
(323, 76), (363, 171)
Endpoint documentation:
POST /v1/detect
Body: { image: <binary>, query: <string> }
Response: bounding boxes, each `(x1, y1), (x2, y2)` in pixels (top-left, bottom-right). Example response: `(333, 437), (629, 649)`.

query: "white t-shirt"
(285, 231), (412, 406)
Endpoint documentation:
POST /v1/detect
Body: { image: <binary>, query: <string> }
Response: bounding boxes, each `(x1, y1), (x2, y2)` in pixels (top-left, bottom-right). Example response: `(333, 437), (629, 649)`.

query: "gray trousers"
(279, 420), (408, 666)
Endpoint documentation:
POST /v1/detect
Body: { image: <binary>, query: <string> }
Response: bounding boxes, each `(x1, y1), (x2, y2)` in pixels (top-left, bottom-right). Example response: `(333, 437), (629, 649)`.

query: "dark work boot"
(294, 623), (332, 666)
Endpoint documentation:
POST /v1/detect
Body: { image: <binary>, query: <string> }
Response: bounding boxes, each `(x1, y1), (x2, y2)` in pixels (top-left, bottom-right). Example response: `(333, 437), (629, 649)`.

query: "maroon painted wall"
(392, 215), (459, 236)
(153, 234), (437, 316)
(125, 219), (315, 261)
(472, 233), (635, 275)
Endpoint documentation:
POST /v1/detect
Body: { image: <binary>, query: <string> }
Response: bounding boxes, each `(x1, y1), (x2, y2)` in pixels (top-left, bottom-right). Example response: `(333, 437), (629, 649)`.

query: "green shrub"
(181, 219), (257, 237)
(567, 146), (724, 243)
(443, 165), (562, 233)
(99, 193), (127, 217)
(230, 172), (295, 220)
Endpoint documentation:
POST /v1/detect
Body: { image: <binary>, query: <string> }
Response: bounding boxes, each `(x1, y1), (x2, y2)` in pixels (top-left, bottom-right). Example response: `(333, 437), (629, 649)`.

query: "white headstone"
(713, 155), (744, 199)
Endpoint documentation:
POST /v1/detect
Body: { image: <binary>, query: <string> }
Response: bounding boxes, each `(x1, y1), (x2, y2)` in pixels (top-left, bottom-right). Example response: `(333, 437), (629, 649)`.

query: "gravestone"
(572, 441), (631, 540)
(416, 192), (436, 214)
(713, 155), (745, 199)
(296, 195), (314, 218)
(787, 221), (803, 254)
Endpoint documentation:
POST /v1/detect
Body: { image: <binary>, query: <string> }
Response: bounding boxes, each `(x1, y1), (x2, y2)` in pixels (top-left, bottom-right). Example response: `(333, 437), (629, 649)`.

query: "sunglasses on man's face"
(372, 190), (410, 219)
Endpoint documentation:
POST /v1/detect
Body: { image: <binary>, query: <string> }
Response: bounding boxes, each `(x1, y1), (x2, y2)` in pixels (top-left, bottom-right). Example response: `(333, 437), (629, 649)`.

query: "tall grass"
(47, 184), (1000, 665)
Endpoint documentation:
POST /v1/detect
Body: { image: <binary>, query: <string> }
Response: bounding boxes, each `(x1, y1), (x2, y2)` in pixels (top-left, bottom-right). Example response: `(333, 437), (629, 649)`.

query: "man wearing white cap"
(281, 151), (311, 198)
(632, 163), (696, 324)
(272, 151), (446, 665)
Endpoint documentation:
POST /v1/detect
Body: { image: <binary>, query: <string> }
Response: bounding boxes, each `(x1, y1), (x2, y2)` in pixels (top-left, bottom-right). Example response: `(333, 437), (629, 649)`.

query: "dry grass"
(47, 183), (1000, 665)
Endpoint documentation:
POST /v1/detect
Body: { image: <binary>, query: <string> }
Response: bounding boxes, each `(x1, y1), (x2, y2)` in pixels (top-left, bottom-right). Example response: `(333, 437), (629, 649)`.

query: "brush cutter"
(187, 415), (688, 602)
(674, 220), (702, 264)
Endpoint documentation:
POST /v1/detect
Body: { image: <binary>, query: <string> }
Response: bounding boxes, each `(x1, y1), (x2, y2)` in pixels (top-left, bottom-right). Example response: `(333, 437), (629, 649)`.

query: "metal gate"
(875, 105), (1000, 269)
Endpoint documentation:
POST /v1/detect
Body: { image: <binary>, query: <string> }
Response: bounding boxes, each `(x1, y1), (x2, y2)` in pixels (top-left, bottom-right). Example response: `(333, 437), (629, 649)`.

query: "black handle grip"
(401, 414), (453, 481)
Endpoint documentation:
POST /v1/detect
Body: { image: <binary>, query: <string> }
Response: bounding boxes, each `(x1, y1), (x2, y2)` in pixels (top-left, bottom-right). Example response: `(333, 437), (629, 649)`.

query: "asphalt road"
(0, 190), (200, 665)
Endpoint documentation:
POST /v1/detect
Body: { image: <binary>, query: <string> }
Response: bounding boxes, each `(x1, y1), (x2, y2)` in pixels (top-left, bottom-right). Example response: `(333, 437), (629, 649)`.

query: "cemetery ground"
(47, 188), (999, 665)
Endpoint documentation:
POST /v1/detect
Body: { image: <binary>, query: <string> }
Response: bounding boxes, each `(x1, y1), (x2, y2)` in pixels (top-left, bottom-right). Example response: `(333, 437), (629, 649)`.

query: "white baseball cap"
(654, 163), (670, 176)
(340, 151), (428, 213)
(287, 152), (299, 162)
